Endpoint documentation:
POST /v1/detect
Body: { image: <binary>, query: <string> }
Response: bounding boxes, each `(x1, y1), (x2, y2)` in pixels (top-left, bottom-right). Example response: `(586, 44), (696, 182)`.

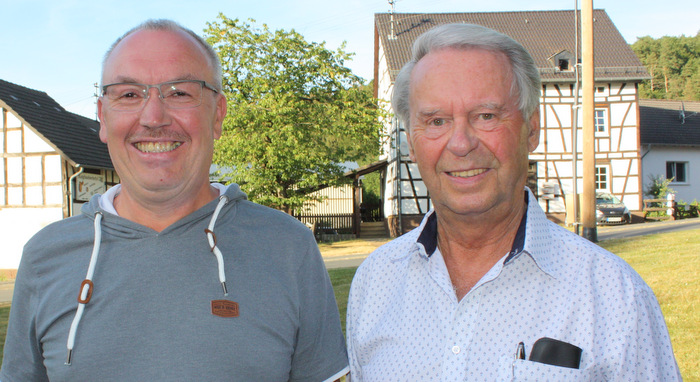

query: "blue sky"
(2, 0), (698, 119)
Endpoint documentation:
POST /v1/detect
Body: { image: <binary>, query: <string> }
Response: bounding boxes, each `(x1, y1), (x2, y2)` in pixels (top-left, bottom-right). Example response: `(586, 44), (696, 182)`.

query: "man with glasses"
(1, 19), (348, 381)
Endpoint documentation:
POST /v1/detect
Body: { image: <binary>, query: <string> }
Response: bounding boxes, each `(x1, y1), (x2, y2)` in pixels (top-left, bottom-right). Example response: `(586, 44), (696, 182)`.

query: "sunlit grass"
(598, 229), (699, 381)
(0, 302), (10, 362)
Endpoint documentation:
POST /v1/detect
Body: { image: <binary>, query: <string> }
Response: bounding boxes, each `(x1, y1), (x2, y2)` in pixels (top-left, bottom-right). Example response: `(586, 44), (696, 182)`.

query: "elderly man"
(346, 24), (680, 381)
(1, 20), (348, 381)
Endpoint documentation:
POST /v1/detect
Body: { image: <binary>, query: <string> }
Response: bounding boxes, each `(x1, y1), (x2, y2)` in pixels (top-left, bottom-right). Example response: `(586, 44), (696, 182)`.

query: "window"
(595, 165), (609, 191)
(558, 59), (569, 71)
(576, 108), (608, 135)
(666, 162), (688, 183)
(594, 109), (607, 134)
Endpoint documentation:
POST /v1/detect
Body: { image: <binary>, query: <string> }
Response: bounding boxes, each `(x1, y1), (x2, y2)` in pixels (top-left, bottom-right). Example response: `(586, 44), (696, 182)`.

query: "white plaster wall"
(642, 146), (700, 203)
(0, 207), (63, 269)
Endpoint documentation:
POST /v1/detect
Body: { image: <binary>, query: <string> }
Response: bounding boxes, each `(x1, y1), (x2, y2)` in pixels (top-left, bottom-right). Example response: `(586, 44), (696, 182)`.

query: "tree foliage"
(631, 33), (700, 100)
(205, 15), (385, 214)
(644, 174), (675, 199)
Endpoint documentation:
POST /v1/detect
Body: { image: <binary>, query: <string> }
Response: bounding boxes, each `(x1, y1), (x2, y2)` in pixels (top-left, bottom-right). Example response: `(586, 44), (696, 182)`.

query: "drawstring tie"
(205, 195), (229, 295)
(65, 195), (230, 366)
(65, 211), (102, 365)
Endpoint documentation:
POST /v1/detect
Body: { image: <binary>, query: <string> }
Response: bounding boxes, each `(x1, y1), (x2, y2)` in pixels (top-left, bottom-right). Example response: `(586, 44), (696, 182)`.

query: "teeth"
(449, 168), (487, 178)
(134, 142), (182, 153)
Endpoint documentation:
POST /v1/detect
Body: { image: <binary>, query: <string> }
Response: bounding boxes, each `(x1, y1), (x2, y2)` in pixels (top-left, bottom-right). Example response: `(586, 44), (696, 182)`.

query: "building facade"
(1, 79), (115, 268)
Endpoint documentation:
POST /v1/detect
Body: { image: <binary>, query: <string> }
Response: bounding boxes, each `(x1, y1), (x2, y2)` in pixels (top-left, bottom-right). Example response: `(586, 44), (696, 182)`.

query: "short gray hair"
(392, 23), (541, 126)
(101, 19), (223, 91)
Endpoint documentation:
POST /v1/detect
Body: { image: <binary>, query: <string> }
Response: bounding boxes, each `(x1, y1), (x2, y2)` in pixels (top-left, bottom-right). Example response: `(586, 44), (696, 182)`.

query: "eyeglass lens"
(104, 81), (205, 111)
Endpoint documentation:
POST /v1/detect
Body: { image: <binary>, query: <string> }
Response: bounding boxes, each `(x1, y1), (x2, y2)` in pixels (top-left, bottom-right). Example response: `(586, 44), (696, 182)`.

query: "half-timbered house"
(373, 10), (650, 235)
(0, 79), (115, 268)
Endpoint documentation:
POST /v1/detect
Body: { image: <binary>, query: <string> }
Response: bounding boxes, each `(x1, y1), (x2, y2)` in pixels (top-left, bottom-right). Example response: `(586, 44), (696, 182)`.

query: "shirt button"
(451, 345), (461, 354)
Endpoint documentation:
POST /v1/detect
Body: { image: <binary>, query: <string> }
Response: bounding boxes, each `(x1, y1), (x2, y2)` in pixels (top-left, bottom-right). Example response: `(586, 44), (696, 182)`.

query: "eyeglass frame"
(101, 80), (220, 111)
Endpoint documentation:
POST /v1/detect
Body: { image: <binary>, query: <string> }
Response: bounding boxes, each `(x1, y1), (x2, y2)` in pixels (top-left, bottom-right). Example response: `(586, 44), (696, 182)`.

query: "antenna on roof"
(388, 0), (397, 40)
(679, 102), (686, 124)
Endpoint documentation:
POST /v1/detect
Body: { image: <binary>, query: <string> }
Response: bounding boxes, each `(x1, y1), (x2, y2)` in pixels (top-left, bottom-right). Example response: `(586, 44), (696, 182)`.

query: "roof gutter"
(68, 165), (83, 217)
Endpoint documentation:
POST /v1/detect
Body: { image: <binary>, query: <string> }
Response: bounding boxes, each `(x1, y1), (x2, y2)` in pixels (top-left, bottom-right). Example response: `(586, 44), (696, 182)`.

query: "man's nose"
(446, 117), (479, 156)
(139, 87), (169, 128)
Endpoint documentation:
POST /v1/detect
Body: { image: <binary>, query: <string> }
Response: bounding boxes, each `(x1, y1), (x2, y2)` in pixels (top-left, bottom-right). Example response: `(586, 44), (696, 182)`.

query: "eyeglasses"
(101, 80), (219, 112)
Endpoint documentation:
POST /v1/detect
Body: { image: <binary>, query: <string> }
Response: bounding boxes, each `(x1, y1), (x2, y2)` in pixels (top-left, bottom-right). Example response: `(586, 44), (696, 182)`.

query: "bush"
(645, 174), (675, 199)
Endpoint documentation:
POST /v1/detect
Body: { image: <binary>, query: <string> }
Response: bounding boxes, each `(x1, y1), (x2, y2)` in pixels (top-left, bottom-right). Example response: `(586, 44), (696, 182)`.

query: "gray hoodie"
(1, 184), (348, 381)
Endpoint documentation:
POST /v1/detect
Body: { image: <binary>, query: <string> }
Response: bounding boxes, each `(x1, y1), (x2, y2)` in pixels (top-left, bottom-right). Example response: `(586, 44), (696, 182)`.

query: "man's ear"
(213, 93), (227, 140)
(97, 98), (108, 144)
(526, 108), (541, 153)
(404, 128), (416, 162)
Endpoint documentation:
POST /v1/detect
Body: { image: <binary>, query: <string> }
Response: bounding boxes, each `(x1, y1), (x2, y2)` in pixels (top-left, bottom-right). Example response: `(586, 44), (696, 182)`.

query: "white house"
(373, 10), (650, 235)
(640, 99), (700, 204)
(0, 79), (116, 269)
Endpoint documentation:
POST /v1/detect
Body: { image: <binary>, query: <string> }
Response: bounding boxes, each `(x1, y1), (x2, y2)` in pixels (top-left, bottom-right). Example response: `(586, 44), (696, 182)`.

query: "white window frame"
(576, 108), (609, 136)
(593, 109), (608, 136)
(595, 165), (610, 191)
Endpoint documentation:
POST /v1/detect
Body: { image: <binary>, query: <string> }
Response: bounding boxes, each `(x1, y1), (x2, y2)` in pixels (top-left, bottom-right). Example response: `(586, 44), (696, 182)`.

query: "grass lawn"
(0, 302), (9, 363)
(600, 228), (699, 381)
(1, 229), (697, 380)
(328, 267), (356, 336)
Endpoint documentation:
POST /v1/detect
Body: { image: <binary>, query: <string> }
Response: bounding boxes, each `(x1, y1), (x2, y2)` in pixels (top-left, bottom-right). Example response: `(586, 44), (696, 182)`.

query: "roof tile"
(375, 10), (649, 83)
(639, 99), (700, 146)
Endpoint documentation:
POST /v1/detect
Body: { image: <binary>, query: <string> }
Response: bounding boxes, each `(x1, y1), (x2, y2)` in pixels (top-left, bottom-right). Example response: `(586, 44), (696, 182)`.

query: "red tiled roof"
(375, 10), (649, 83)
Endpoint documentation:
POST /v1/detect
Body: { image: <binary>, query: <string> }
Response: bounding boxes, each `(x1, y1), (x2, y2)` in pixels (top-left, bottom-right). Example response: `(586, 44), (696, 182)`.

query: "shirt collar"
(416, 211), (438, 256)
(417, 192), (528, 261)
(413, 189), (559, 278)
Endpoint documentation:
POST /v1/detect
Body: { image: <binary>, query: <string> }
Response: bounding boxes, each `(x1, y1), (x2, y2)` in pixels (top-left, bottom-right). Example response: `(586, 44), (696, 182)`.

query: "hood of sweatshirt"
(79, 183), (248, 239)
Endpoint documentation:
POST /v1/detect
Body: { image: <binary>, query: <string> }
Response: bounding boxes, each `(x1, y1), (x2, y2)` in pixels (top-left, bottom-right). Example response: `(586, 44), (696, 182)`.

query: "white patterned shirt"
(347, 190), (681, 381)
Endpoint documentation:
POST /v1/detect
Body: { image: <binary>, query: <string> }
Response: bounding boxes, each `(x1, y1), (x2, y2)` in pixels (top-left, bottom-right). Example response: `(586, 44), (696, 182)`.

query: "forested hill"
(631, 33), (700, 101)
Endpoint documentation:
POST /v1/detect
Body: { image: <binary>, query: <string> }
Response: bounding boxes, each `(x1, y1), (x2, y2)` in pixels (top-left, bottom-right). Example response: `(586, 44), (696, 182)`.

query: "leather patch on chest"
(211, 300), (239, 318)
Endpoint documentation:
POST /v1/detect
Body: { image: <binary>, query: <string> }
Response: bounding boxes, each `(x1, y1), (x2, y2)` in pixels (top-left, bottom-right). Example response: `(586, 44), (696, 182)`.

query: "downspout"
(68, 165), (83, 217)
(396, 118), (403, 236)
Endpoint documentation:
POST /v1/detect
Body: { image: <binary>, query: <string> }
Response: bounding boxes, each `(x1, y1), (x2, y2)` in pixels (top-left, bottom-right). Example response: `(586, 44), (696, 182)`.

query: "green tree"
(205, 15), (384, 214)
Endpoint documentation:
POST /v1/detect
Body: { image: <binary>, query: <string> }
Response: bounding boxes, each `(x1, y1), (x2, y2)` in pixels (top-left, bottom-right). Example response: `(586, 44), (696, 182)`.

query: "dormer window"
(558, 59), (570, 71)
(549, 50), (575, 72)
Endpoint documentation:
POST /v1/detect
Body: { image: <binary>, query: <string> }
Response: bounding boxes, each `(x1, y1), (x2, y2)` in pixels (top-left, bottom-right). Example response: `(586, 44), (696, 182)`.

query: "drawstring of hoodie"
(205, 195), (229, 295)
(65, 195), (230, 366)
(65, 211), (103, 365)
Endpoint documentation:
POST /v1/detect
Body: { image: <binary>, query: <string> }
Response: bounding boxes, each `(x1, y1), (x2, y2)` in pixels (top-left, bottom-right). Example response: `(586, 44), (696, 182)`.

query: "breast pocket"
(498, 356), (592, 382)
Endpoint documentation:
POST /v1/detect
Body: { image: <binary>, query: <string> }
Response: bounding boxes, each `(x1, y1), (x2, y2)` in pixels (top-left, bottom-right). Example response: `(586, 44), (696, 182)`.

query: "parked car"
(596, 192), (632, 225)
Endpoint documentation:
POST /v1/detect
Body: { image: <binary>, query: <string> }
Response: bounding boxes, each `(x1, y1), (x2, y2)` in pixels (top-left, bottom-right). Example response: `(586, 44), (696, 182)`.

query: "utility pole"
(388, 0), (397, 40)
(571, 0), (581, 235)
(93, 82), (99, 121)
(581, 0), (597, 242)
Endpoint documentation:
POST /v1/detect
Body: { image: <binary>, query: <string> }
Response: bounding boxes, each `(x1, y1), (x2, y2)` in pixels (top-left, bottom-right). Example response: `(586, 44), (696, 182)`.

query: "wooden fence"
(294, 213), (354, 242)
(643, 199), (673, 221)
(642, 199), (699, 221)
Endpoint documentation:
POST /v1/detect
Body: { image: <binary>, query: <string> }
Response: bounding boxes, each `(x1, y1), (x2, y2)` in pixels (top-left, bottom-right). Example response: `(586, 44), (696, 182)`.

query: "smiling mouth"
(448, 168), (488, 178)
(134, 141), (182, 153)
